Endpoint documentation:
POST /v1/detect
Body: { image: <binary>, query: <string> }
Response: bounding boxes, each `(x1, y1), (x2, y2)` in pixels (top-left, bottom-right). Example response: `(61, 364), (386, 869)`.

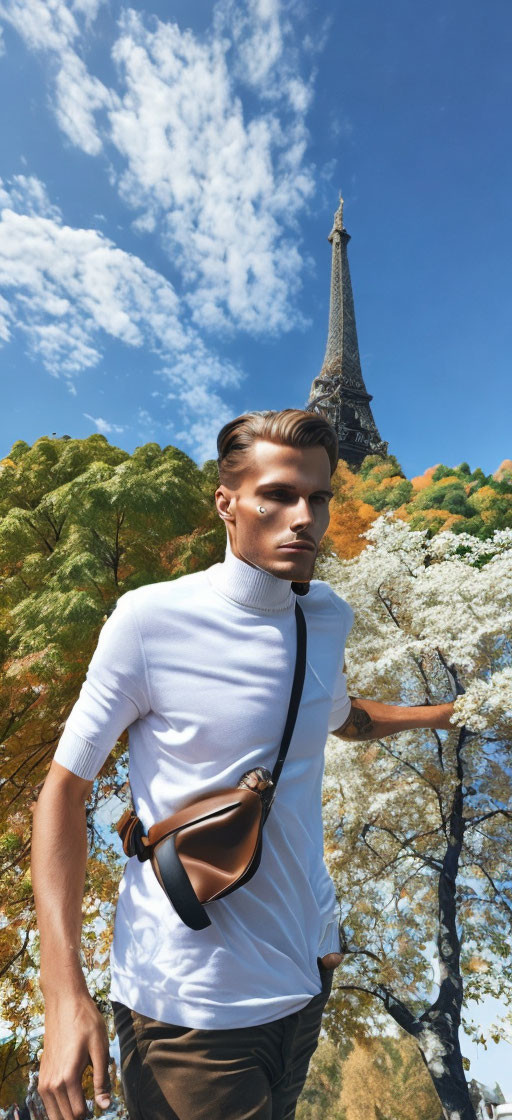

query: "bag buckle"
(238, 767), (274, 817)
(116, 808), (151, 861)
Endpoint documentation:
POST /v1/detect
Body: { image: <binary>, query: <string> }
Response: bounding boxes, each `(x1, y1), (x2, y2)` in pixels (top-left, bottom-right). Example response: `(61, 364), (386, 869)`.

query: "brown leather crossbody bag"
(115, 601), (307, 931)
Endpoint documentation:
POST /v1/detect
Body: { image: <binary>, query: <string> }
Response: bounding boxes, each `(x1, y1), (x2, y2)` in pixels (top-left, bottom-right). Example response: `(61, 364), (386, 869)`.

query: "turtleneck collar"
(207, 533), (295, 613)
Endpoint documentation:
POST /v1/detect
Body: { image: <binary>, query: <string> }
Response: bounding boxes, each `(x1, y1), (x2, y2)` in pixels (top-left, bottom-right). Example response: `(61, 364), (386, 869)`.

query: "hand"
(38, 992), (111, 1120)
(320, 952), (342, 969)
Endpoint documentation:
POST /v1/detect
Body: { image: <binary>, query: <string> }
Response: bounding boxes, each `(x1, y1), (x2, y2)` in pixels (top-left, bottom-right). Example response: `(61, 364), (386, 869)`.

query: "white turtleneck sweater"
(53, 545), (354, 1028)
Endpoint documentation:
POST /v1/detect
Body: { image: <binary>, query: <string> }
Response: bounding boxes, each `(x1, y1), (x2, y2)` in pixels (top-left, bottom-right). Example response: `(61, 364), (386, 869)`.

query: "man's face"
(215, 440), (333, 582)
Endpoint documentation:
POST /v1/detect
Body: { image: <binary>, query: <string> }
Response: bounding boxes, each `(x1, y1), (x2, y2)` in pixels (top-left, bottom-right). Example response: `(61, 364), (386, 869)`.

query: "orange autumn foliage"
(410, 465), (440, 492)
(325, 498), (377, 559)
(325, 452), (512, 556)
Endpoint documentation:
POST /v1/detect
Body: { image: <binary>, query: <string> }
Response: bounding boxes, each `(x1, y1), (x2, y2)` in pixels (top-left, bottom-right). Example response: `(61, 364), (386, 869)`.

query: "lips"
(278, 541), (315, 551)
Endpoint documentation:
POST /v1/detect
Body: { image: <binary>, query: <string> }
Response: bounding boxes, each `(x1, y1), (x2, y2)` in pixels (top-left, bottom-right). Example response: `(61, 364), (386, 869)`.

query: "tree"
(0, 435), (224, 1079)
(324, 460), (379, 560)
(325, 456), (512, 557)
(338, 1035), (441, 1120)
(296, 1036), (347, 1120)
(0, 1033), (34, 1108)
(318, 516), (512, 1120)
(296, 1032), (441, 1120)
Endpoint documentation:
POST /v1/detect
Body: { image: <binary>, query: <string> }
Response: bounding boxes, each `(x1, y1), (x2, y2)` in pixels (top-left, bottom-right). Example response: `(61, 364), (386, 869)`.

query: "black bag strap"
(264, 600), (307, 819)
(154, 834), (212, 930)
(126, 600), (306, 830)
(145, 599), (307, 930)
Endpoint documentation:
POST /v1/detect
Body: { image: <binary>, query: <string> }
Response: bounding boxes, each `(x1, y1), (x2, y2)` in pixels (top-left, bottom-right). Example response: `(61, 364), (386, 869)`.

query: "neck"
(208, 534), (296, 612)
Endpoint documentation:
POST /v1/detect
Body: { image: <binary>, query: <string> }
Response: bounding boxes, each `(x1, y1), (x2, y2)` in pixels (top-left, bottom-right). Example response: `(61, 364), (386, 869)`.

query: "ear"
(215, 486), (236, 522)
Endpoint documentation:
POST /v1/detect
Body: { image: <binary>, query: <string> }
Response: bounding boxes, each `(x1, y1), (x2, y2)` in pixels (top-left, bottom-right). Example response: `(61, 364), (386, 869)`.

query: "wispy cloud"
(173, 393), (236, 465)
(0, 0), (321, 460)
(0, 175), (243, 456)
(110, 3), (315, 334)
(83, 412), (124, 434)
(0, 176), (185, 376)
(55, 50), (114, 156)
(0, 0), (317, 334)
(216, 0), (312, 108)
(0, 0), (113, 154)
(157, 342), (243, 462)
(0, 174), (60, 219)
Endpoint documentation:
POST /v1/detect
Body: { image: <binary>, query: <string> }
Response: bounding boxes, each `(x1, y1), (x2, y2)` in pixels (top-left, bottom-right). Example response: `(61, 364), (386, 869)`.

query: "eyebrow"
(256, 482), (334, 500)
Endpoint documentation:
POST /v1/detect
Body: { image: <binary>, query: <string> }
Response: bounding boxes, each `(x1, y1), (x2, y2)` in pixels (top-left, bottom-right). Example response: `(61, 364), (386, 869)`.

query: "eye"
(264, 491), (330, 504)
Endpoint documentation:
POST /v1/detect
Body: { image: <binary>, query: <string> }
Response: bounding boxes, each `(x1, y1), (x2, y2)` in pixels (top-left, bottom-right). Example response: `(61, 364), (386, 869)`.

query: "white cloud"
(216, 0), (313, 110)
(0, 0), (113, 154)
(0, 174), (244, 459)
(0, 0), (78, 52)
(0, 1), (321, 457)
(0, 293), (11, 340)
(83, 412), (124, 434)
(0, 173), (61, 219)
(55, 50), (113, 156)
(0, 207), (186, 373)
(71, 0), (104, 22)
(173, 384), (236, 465)
(109, 7), (314, 334)
(217, 0), (285, 93)
(0, 175), (188, 368)
(158, 341), (244, 462)
(0, 0), (317, 335)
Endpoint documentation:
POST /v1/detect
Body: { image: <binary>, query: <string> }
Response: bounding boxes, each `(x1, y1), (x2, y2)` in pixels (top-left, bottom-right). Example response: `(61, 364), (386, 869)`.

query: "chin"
(271, 555), (316, 582)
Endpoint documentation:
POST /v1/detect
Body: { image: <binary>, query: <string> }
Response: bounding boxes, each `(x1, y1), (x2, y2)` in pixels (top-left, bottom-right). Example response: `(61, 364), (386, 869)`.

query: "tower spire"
(306, 198), (388, 467)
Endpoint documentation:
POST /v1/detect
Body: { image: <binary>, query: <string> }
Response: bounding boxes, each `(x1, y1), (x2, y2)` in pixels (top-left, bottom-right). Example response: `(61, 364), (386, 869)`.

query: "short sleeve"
(327, 660), (352, 732)
(53, 591), (150, 781)
(326, 591), (354, 733)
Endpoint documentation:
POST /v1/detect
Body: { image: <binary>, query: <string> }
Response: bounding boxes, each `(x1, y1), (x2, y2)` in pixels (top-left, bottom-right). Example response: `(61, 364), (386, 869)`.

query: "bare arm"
(32, 760), (112, 1120)
(33, 761), (93, 998)
(332, 696), (454, 740)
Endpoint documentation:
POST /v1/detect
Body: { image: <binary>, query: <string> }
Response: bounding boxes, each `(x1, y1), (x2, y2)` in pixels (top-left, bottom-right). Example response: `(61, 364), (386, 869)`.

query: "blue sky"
(1, 0), (512, 1094)
(0, 0), (511, 476)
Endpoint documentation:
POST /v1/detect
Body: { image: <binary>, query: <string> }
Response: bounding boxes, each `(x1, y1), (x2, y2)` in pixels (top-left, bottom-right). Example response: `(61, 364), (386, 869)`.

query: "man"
(32, 409), (454, 1120)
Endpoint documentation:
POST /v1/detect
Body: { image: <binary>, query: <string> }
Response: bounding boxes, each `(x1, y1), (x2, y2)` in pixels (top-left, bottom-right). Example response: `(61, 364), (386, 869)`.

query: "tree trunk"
(417, 1027), (476, 1120)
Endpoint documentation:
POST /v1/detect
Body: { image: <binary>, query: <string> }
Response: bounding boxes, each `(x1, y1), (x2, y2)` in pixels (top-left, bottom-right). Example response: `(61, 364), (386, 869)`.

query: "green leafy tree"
(327, 456), (512, 554)
(0, 435), (224, 1084)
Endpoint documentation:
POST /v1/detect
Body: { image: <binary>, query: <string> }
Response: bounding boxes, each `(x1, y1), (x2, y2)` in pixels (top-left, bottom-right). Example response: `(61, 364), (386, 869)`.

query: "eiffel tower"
(306, 197), (388, 467)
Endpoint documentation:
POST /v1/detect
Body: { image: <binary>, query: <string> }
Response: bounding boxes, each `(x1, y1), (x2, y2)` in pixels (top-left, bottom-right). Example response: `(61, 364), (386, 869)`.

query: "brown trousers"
(112, 959), (334, 1120)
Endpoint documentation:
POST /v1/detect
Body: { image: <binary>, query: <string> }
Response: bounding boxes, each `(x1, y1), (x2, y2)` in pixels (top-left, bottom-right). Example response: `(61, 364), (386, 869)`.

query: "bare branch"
(0, 923), (33, 979)
(365, 821), (444, 872)
(334, 981), (421, 1035)
(378, 741), (448, 832)
(465, 808), (512, 828)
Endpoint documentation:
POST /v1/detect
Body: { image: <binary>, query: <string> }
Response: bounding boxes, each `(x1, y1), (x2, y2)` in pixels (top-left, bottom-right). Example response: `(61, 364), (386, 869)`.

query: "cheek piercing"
(257, 506), (267, 515)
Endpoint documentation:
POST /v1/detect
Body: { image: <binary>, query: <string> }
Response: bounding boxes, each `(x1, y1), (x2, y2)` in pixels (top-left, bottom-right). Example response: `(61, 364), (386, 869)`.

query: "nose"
(290, 497), (314, 531)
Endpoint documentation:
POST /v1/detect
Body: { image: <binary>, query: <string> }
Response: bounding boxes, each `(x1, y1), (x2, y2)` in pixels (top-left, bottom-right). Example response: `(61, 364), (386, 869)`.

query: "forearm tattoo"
(335, 700), (375, 740)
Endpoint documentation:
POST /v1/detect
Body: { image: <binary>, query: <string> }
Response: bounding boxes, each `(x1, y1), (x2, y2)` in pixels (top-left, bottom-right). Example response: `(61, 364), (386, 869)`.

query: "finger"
(39, 1087), (70, 1120)
(40, 1065), (89, 1120)
(66, 1076), (90, 1120)
(39, 1086), (65, 1120)
(53, 1084), (79, 1120)
(89, 1036), (112, 1110)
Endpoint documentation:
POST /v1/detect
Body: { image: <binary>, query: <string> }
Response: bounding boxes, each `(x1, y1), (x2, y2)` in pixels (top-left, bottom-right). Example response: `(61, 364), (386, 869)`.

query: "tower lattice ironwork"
(306, 197), (388, 467)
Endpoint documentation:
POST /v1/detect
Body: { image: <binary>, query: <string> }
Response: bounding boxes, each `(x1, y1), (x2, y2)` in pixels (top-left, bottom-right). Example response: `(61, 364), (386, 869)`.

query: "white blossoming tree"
(319, 516), (512, 1120)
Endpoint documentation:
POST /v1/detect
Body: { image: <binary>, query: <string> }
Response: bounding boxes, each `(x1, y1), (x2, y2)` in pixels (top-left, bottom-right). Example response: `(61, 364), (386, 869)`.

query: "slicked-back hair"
(216, 409), (338, 488)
